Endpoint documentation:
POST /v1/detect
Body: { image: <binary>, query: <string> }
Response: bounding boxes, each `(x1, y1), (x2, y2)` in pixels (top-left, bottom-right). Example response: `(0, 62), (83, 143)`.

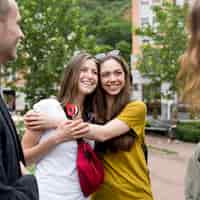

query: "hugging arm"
(86, 119), (130, 142)
(22, 129), (56, 165)
(85, 101), (146, 141)
(22, 120), (89, 165)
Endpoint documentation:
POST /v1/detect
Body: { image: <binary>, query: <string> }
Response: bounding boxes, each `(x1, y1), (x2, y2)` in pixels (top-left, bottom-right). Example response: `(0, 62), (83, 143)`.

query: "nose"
(87, 70), (94, 79)
(109, 73), (116, 82)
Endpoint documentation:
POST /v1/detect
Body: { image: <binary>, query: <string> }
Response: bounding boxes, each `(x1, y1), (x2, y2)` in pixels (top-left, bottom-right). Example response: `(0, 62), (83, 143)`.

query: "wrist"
(52, 119), (61, 129)
(49, 133), (60, 145)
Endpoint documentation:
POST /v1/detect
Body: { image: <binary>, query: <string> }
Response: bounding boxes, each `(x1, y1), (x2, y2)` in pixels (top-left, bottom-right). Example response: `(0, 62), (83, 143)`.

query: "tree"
(79, 0), (131, 61)
(135, 2), (188, 95)
(4, 0), (131, 109)
(7, 0), (104, 108)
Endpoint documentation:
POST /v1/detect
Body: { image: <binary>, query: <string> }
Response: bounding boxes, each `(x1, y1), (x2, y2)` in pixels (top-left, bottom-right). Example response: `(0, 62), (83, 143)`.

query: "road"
(146, 134), (196, 200)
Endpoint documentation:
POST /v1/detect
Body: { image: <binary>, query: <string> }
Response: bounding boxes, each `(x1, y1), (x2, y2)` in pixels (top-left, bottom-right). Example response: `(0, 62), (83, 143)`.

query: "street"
(146, 134), (196, 200)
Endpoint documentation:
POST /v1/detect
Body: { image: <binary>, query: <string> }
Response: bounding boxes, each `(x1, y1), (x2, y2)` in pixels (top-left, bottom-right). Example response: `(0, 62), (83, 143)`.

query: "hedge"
(175, 121), (200, 143)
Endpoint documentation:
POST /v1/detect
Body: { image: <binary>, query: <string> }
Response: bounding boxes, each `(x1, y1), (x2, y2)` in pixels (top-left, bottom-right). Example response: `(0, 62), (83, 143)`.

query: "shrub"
(175, 121), (200, 143)
(15, 120), (25, 141)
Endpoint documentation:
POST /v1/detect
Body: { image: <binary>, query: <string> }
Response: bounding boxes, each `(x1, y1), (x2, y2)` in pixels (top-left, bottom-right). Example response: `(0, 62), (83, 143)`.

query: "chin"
(80, 87), (96, 95)
(106, 90), (121, 96)
(84, 90), (95, 95)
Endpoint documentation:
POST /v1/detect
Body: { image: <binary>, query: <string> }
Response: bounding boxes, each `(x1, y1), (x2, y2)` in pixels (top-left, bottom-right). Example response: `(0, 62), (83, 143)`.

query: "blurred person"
(177, 1), (200, 199)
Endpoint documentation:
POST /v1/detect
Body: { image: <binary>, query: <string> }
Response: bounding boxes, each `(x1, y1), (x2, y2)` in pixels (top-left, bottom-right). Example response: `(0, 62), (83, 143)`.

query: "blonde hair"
(177, 0), (200, 110)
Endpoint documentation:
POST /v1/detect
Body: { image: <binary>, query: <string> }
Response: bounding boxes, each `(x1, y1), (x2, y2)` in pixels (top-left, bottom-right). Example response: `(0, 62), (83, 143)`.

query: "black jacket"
(0, 95), (39, 200)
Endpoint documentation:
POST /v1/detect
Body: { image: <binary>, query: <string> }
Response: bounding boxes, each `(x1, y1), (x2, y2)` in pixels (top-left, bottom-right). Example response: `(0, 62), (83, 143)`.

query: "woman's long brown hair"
(177, 0), (200, 111)
(94, 55), (135, 152)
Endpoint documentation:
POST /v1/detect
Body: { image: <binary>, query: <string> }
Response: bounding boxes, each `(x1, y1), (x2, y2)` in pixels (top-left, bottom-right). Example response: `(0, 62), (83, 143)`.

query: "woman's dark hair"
(94, 55), (135, 152)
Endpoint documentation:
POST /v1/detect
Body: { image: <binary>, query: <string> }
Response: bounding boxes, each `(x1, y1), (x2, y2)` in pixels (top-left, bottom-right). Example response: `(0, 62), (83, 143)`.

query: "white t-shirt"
(33, 98), (93, 200)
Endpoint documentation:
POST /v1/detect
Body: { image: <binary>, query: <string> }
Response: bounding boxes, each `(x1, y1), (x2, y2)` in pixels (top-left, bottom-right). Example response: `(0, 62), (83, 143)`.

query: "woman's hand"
(54, 119), (89, 144)
(24, 110), (60, 131)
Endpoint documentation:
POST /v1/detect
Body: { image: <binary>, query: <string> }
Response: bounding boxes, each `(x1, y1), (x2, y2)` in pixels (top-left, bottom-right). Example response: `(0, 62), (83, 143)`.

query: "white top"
(33, 98), (93, 200)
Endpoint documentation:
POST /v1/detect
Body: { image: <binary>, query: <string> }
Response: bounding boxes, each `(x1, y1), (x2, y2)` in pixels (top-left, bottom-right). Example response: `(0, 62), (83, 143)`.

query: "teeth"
(82, 82), (92, 85)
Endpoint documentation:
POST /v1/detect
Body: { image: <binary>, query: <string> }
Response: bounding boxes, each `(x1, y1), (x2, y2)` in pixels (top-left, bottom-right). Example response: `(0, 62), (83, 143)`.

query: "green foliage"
(5, 0), (131, 108)
(136, 2), (188, 95)
(175, 121), (200, 143)
(8, 0), (105, 108)
(79, 0), (131, 61)
(15, 119), (25, 141)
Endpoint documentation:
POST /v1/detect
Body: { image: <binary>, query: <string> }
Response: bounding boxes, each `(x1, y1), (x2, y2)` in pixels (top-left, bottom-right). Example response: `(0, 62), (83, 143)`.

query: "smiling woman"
(85, 53), (153, 200)
(22, 52), (99, 200)
(78, 59), (98, 97)
(100, 58), (125, 97)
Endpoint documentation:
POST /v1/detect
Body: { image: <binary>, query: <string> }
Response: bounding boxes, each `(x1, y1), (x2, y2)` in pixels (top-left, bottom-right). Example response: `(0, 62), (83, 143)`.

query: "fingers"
(72, 127), (89, 139)
(24, 111), (55, 130)
(69, 121), (89, 138)
(24, 111), (40, 120)
(71, 121), (88, 132)
(24, 120), (44, 131)
(24, 112), (42, 128)
(58, 120), (88, 139)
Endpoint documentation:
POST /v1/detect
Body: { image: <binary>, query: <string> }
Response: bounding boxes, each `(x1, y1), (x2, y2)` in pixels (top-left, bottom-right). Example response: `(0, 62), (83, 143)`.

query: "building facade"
(131, 0), (193, 119)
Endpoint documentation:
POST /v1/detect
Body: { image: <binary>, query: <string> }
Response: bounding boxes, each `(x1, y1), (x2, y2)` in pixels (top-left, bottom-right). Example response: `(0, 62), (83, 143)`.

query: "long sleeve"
(0, 95), (39, 200)
(0, 132), (39, 200)
(0, 175), (38, 200)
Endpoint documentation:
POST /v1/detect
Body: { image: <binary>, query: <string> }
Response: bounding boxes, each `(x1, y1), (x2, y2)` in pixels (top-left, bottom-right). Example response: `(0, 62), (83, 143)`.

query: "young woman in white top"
(22, 52), (99, 200)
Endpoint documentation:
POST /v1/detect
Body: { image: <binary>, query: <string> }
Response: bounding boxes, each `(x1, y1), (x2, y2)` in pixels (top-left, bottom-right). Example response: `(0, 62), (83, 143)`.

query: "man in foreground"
(0, 0), (39, 199)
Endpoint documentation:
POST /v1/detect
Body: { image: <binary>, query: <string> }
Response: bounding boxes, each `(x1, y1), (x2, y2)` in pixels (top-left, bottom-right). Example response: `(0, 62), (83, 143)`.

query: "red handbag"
(65, 103), (104, 197)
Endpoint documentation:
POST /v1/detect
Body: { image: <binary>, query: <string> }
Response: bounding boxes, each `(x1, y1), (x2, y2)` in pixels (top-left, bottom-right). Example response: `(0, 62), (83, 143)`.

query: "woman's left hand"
(24, 110), (60, 131)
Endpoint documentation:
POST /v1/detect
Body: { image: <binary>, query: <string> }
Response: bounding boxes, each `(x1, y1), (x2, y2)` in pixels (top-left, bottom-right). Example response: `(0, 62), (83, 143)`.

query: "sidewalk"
(146, 134), (197, 200)
(146, 134), (196, 161)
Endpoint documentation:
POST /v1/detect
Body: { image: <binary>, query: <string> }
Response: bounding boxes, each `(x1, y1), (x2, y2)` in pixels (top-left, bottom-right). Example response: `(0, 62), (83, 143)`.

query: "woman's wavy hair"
(58, 52), (99, 114)
(93, 54), (135, 152)
(177, 0), (200, 111)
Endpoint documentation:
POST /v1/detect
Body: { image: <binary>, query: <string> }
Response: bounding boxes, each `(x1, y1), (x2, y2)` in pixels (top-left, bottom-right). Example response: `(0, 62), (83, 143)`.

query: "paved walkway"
(146, 134), (197, 200)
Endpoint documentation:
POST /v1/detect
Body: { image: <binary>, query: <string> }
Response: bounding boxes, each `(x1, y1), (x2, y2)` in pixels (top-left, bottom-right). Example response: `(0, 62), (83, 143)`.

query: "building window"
(141, 0), (149, 5)
(142, 38), (150, 44)
(133, 84), (139, 91)
(152, 0), (161, 5)
(141, 17), (149, 27)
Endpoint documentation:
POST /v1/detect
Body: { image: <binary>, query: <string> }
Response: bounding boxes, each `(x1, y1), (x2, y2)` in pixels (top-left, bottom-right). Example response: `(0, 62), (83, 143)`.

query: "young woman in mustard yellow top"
(84, 52), (153, 200)
(24, 52), (153, 200)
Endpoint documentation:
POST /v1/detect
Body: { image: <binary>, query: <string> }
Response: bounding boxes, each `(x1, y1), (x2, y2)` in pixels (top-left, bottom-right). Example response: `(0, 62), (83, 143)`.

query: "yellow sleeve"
(116, 101), (147, 131)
